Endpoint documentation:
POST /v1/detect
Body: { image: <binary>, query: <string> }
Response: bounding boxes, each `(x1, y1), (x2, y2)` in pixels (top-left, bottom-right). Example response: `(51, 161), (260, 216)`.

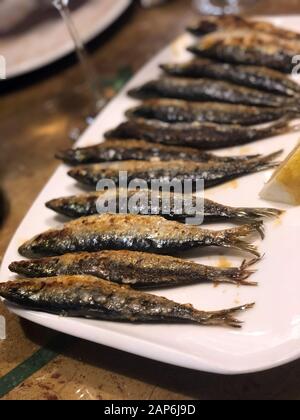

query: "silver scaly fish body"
(18, 214), (264, 258)
(0, 276), (255, 327)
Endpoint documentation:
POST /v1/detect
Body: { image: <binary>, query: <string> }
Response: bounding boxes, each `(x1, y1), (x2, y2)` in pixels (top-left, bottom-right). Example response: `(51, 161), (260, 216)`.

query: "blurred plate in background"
(0, 0), (132, 79)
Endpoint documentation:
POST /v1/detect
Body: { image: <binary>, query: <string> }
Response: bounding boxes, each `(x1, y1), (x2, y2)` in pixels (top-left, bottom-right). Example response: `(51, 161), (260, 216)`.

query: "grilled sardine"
(105, 118), (290, 149)
(0, 276), (255, 327)
(68, 154), (280, 189)
(188, 31), (300, 73)
(56, 139), (259, 166)
(18, 214), (263, 258)
(187, 15), (300, 41)
(46, 189), (283, 224)
(128, 77), (299, 109)
(126, 99), (288, 126)
(9, 251), (259, 287)
(161, 59), (300, 96)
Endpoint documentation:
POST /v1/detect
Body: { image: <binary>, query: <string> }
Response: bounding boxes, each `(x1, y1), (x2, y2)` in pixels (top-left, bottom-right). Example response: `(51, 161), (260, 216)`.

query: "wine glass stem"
(57, 3), (105, 113)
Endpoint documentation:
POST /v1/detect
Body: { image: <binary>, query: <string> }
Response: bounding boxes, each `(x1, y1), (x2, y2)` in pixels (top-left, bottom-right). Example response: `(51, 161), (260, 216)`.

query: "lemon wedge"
(260, 142), (300, 205)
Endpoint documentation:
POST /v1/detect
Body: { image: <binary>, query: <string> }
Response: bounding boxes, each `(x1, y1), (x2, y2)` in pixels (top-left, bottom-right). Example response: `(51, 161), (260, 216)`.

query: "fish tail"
(197, 303), (255, 328)
(243, 150), (283, 175)
(255, 150), (283, 166)
(262, 116), (290, 136)
(289, 121), (300, 134)
(224, 221), (265, 241)
(211, 258), (260, 286)
(270, 116), (300, 136)
(217, 154), (261, 163)
(212, 222), (264, 256)
(233, 206), (284, 222)
(271, 116), (289, 128)
(228, 240), (261, 257)
(234, 258), (260, 285)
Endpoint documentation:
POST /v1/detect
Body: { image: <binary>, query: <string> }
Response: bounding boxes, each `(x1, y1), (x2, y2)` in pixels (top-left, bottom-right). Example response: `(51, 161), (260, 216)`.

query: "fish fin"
(212, 222), (263, 256)
(243, 150), (283, 176)
(210, 257), (260, 286)
(234, 206), (284, 222)
(228, 258), (260, 286)
(219, 154), (261, 162)
(289, 121), (300, 133)
(224, 221), (265, 241)
(256, 150), (283, 166)
(200, 303), (255, 328)
(227, 240), (261, 258)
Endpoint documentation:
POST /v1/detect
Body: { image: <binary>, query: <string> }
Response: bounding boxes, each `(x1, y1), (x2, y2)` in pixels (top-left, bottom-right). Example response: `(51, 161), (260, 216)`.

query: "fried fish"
(188, 31), (300, 73)
(128, 77), (299, 109)
(9, 251), (259, 287)
(56, 139), (260, 166)
(46, 189), (283, 224)
(67, 154), (280, 188)
(126, 99), (289, 126)
(161, 59), (300, 96)
(18, 214), (263, 258)
(105, 118), (290, 149)
(0, 276), (255, 327)
(187, 15), (300, 42)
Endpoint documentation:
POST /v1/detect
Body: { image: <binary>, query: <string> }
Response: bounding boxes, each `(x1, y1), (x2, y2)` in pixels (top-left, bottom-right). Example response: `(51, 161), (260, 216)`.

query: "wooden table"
(1, 0), (300, 400)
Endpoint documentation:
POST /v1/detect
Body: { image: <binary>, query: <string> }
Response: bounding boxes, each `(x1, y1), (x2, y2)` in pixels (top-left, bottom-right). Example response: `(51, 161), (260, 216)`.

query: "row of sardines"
(1, 16), (300, 328)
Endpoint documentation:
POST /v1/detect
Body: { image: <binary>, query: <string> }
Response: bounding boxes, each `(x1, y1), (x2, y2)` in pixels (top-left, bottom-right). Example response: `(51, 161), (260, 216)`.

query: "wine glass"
(51, 0), (105, 116)
(193, 0), (255, 15)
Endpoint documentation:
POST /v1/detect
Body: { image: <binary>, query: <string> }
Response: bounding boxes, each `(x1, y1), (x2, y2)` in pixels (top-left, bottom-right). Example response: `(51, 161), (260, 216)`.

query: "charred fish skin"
(126, 99), (288, 126)
(161, 59), (300, 97)
(18, 214), (263, 259)
(128, 78), (297, 109)
(0, 276), (255, 327)
(188, 34), (297, 74)
(187, 15), (300, 41)
(46, 190), (283, 225)
(56, 139), (254, 166)
(67, 153), (280, 189)
(9, 251), (259, 287)
(56, 140), (184, 166)
(105, 118), (290, 149)
(68, 154), (280, 189)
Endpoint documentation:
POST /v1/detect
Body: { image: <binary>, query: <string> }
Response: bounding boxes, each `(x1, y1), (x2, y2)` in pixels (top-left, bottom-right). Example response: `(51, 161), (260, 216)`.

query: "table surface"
(1, 0), (300, 401)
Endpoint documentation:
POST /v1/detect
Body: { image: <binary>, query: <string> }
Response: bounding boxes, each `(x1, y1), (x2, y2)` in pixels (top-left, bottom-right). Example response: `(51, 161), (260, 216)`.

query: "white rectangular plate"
(1, 16), (300, 375)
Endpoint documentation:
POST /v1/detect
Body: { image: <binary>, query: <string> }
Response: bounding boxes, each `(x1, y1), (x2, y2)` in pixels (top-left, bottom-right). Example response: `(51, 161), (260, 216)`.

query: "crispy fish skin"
(56, 139), (257, 166)
(161, 59), (300, 96)
(18, 214), (263, 258)
(188, 32), (298, 73)
(46, 190), (283, 224)
(9, 251), (258, 287)
(105, 118), (290, 149)
(128, 77), (298, 109)
(187, 15), (300, 41)
(0, 276), (255, 327)
(126, 99), (288, 126)
(67, 154), (280, 189)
